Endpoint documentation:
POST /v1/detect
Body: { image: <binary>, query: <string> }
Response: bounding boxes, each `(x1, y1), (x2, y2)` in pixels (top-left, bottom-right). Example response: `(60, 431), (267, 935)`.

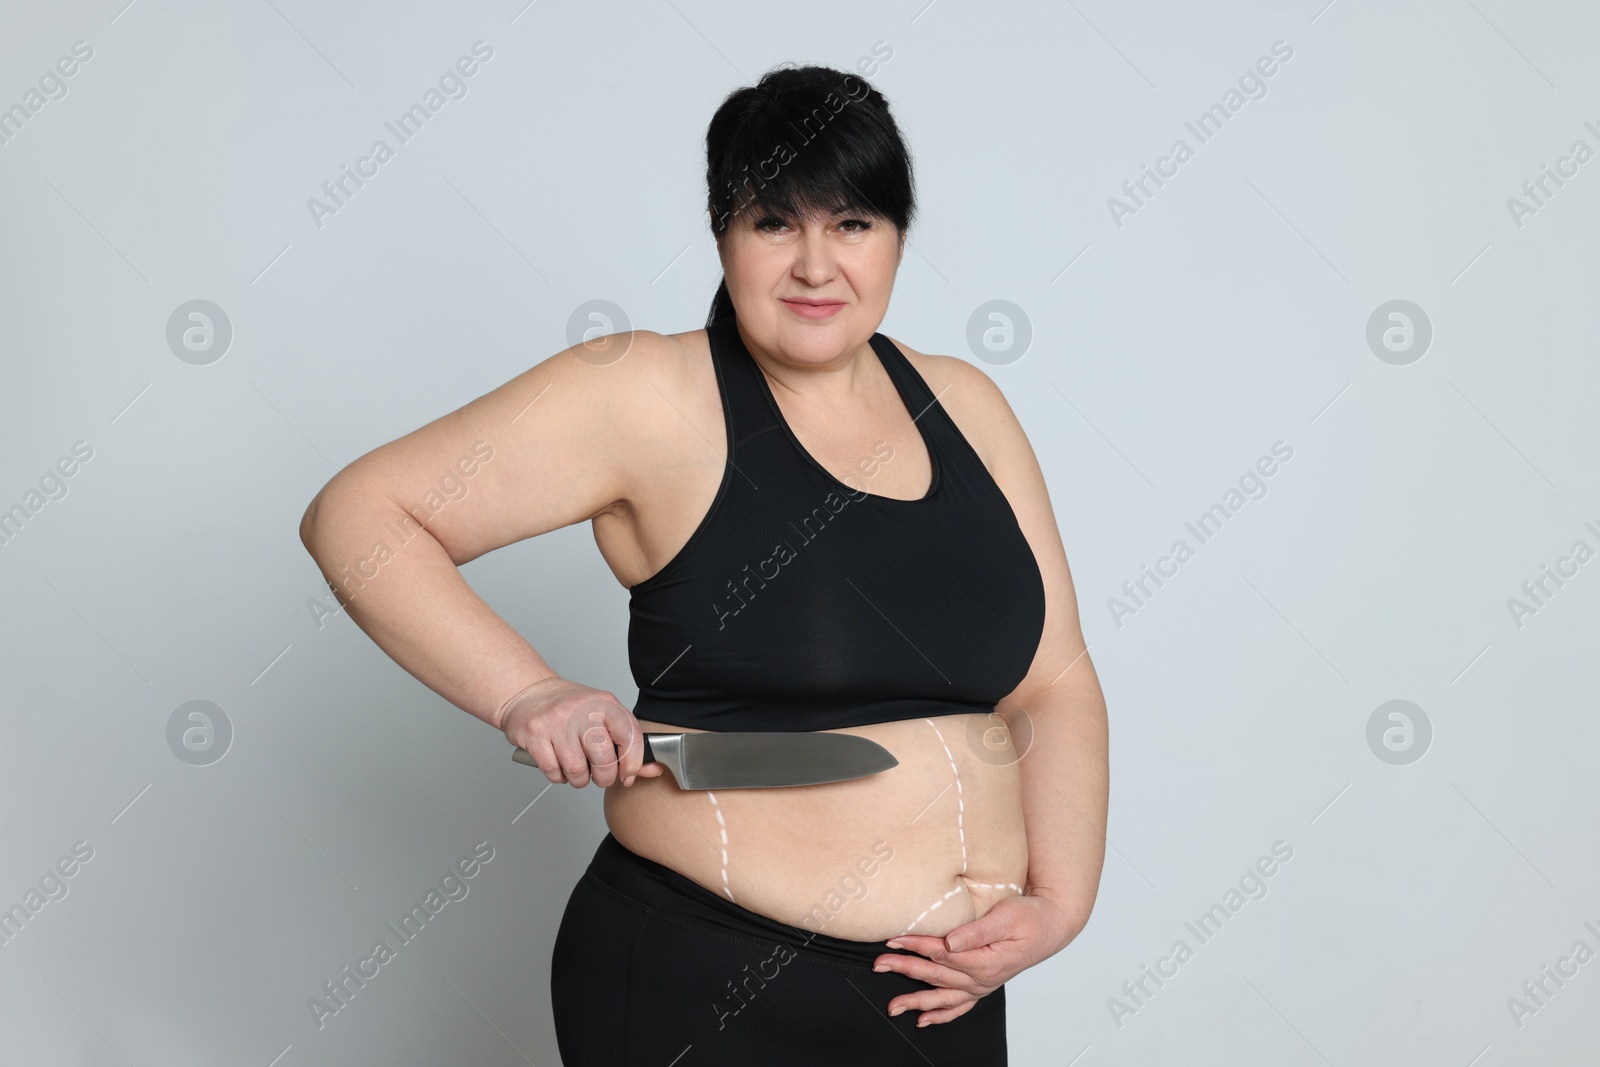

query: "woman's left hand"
(872, 890), (1085, 1026)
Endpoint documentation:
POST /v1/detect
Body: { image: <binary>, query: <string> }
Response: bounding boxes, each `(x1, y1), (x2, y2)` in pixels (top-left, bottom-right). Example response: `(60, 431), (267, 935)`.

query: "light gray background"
(2, 0), (1596, 1064)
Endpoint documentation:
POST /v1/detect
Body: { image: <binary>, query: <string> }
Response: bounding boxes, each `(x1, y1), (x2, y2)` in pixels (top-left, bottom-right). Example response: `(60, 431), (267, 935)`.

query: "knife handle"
(511, 732), (669, 773)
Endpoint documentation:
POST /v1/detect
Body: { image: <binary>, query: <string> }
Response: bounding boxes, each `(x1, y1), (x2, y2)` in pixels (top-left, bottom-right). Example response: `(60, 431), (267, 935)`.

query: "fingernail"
(624, 777), (635, 787)
(916, 1018), (930, 1028)
(885, 941), (903, 949)
(872, 964), (889, 972)
(888, 1007), (903, 1017)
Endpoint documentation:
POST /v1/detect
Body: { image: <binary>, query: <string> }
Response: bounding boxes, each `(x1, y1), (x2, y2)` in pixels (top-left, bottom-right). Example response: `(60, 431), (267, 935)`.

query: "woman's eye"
(754, 217), (870, 234)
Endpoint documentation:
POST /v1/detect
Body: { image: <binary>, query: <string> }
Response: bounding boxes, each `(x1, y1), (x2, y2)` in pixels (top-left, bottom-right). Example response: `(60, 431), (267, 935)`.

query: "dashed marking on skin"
(904, 884), (966, 933)
(900, 880), (1024, 934)
(898, 722), (1026, 934)
(706, 790), (735, 902)
(923, 718), (966, 872)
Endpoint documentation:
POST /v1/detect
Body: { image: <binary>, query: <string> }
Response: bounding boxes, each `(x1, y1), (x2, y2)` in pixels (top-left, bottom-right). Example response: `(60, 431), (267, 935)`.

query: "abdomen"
(603, 713), (1030, 942)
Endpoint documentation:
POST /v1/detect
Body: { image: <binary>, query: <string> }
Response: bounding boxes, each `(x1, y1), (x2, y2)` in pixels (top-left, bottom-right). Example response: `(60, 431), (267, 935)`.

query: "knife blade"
(511, 731), (898, 789)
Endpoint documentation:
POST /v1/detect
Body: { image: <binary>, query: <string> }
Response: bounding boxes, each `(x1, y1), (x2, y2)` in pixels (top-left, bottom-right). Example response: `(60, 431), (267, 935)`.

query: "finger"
(946, 945), (1011, 988)
(525, 736), (566, 784)
(914, 998), (978, 1028)
(550, 736), (592, 788)
(884, 934), (950, 962)
(886, 985), (975, 1019)
(604, 707), (644, 785)
(579, 718), (621, 787)
(893, 940), (1009, 992)
(872, 953), (978, 993)
(941, 908), (1015, 953)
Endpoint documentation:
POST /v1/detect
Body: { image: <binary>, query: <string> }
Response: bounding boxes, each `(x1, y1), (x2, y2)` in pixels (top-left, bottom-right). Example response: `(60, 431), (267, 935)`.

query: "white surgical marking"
(707, 790), (735, 902)
(923, 718), (966, 872)
(895, 724), (1025, 936)
(903, 884), (966, 933)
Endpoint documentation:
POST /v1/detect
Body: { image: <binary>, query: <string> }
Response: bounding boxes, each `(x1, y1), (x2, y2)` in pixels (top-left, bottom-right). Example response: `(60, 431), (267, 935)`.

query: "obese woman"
(300, 63), (1107, 1066)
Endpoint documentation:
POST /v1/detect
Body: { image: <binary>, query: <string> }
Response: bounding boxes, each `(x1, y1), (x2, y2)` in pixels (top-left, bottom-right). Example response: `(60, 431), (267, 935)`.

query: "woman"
(300, 65), (1107, 1064)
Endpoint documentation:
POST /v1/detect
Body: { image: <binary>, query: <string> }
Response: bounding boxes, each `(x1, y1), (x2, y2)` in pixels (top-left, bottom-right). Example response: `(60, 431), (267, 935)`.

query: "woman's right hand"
(497, 676), (662, 789)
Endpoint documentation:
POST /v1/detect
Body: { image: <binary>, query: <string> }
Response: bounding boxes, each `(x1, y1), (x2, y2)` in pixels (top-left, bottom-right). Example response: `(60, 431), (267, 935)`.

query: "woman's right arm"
(297, 330), (666, 784)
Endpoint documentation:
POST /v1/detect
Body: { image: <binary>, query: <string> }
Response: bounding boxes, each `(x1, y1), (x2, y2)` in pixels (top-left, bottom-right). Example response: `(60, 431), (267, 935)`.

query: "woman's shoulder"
(556, 326), (712, 410)
(593, 324), (722, 489)
(877, 333), (1031, 469)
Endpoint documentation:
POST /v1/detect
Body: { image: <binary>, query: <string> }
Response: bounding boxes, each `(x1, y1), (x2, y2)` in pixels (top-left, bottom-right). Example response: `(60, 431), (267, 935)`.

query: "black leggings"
(551, 833), (1008, 1066)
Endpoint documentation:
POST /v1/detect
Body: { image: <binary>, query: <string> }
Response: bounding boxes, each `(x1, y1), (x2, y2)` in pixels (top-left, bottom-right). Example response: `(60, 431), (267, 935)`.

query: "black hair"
(703, 64), (916, 327)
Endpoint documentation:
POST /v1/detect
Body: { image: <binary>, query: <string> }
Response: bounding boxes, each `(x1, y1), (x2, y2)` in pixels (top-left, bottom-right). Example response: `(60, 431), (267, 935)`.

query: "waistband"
(583, 832), (918, 971)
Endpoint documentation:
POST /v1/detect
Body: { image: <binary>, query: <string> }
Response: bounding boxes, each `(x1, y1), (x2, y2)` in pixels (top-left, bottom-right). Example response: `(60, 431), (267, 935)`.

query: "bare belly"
(603, 712), (1030, 942)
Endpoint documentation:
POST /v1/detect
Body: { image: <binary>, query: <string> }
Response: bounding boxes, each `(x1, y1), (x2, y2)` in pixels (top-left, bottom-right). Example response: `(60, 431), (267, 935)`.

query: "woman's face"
(715, 204), (905, 363)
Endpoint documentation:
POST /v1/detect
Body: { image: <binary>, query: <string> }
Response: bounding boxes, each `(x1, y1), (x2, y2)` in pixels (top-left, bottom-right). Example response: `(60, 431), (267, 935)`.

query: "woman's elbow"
(298, 495), (319, 547)
(298, 479), (346, 555)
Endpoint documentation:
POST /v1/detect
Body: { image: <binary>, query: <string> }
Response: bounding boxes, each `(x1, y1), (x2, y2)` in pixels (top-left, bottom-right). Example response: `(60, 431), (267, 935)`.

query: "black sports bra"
(626, 314), (1046, 732)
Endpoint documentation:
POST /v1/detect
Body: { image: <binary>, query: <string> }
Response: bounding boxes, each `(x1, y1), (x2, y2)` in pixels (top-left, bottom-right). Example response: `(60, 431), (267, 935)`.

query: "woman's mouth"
(781, 299), (845, 320)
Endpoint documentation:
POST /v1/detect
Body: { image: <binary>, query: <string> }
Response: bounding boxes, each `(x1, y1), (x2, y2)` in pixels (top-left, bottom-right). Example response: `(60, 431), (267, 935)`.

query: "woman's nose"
(792, 229), (838, 284)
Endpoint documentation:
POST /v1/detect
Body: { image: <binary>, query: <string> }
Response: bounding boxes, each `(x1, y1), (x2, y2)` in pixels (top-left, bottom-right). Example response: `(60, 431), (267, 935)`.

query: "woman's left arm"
(1009, 647), (1110, 952)
(872, 355), (1109, 1026)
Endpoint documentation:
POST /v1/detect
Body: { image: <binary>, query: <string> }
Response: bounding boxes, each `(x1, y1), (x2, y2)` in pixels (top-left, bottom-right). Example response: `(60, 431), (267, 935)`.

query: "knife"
(511, 731), (898, 789)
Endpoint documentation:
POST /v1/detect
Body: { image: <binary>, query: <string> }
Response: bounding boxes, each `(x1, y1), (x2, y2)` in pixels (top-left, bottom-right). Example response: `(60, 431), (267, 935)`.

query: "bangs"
(706, 69), (913, 237)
